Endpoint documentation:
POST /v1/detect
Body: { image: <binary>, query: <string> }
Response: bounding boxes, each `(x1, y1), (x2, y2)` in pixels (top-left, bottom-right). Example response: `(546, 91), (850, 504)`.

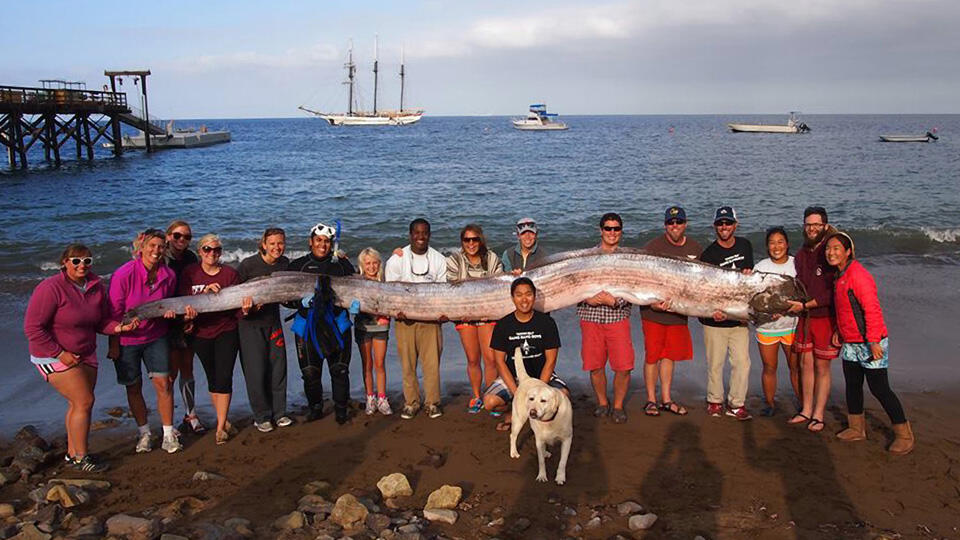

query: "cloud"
(160, 42), (340, 73)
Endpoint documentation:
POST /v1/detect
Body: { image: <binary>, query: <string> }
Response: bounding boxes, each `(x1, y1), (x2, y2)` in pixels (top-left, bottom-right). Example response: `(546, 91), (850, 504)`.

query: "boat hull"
(727, 123), (801, 134)
(512, 121), (568, 131)
(319, 112), (423, 126)
(103, 131), (231, 150)
(879, 135), (934, 143)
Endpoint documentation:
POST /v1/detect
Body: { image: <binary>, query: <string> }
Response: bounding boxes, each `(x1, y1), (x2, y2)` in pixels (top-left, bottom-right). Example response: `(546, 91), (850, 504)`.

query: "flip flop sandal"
(644, 401), (661, 416)
(660, 401), (688, 416)
(496, 421), (512, 432)
(489, 410), (503, 418)
(593, 404), (611, 417)
(807, 419), (825, 433)
(787, 413), (810, 425)
(611, 409), (628, 424)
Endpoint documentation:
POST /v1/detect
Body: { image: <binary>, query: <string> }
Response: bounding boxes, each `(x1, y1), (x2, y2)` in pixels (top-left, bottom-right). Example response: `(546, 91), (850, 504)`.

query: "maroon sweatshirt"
(794, 237), (836, 319)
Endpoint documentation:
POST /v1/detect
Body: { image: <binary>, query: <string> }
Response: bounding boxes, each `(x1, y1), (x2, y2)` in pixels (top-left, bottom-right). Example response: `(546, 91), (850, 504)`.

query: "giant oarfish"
(123, 248), (803, 325)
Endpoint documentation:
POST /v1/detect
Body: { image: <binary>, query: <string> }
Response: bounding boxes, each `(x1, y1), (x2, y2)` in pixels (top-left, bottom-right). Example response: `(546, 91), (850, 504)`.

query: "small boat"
(728, 112), (810, 134)
(512, 104), (569, 131)
(879, 131), (939, 143)
(102, 121), (230, 150)
(299, 38), (423, 126)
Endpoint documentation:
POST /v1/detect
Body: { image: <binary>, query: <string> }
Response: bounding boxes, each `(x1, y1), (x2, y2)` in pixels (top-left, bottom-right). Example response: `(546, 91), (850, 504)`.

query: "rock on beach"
(424, 485), (462, 510)
(329, 493), (369, 528)
(377, 472), (413, 499)
(105, 514), (160, 540)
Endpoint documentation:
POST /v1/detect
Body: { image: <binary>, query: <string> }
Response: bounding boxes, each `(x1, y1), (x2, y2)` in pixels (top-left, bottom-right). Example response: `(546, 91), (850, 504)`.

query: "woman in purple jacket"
(108, 228), (183, 455)
(24, 244), (139, 472)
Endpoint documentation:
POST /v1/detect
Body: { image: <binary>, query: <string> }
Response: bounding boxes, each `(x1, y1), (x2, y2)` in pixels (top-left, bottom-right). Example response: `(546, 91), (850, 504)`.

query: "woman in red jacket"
(24, 244), (139, 472)
(825, 232), (913, 455)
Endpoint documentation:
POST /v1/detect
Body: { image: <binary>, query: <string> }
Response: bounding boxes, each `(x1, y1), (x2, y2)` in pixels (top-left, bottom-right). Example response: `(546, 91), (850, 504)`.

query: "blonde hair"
(165, 220), (191, 235)
(357, 247), (383, 281)
(133, 228), (165, 258)
(196, 233), (221, 250)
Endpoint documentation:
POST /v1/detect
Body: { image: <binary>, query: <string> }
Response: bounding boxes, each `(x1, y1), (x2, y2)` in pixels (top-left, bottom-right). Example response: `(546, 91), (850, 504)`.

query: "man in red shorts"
(786, 206), (839, 432)
(578, 212), (634, 424)
(640, 206), (701, 417)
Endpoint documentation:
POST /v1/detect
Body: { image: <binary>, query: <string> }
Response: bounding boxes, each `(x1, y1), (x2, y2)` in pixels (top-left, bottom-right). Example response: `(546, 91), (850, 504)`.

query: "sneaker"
(254, 420), (274, 433)
(426, 404), (443, 419)
(161, 432), (183, 453)
(306, 405), (324, 422)
(725, 405), (753, 421)
(400, 404), (419, 420)
(377, 397), (393, 416)
(184, 414), (206, 434)
(365, 395), (377, 416)
(70, 454), (110, 473)
(706, 402), (724, 417)
(275, 416), (294, 428)
(335, 406), (350, 425)
(135, 431), (153, 453)
(467, 397), (484, 414)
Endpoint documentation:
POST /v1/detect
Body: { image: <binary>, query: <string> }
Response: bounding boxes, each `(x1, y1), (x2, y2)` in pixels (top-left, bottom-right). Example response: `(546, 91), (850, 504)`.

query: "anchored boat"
(728, 112), (810, 134)
(512, 104), (569, 131)
(299, 38), (423, 126)
(879, 130), (939, 143)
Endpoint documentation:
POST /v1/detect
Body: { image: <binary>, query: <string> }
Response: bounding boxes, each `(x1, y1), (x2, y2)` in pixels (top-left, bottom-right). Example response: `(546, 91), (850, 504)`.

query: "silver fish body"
(123, 249), (802, 324)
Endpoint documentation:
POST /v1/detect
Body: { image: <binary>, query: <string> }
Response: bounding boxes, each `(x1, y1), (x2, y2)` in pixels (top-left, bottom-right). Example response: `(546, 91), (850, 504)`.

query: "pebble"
(584, 516), (602, 529)
(0, 503), (13, 518)
(486, 517), (505, 527)
(302, 479), (332, 495)
(377, 473), (414, 499)
(70, 519), (105, 537)
(105, 513), (160, 540)
(192, 471), (226, 482)
(14, 426), (49, 451)
(628, 512), (658, 531)
(566, 523), (583, 535)
(397, 523), (422, 534)
(45, 484), (86, 508)
(159, 535), (190, 540)
(9, 523), (51, 540)
(273, 510), (306, 530)
(423, 508), (458, 525)
(425, 485), (462, 510)
(616, 500), (644, 516)
(48, 478), (111, 490)
(105, 407), (126, 417)
(365, 513), (392, 531)
(329, 494), (369, 529)
(562, 506), (577, 516)
(512, 517), (531, 532)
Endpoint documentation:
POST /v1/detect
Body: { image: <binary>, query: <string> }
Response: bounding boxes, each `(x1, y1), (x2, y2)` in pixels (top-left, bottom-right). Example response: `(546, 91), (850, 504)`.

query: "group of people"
(23, 206), (914, 474)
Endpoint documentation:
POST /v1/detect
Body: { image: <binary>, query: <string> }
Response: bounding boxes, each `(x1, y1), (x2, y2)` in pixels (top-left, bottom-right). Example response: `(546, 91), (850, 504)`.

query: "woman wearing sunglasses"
(108, 229), (182, 454)
(24, 245), (139, 472)
(164, 220), (206, 434)
(178, 234), (249, 445)
(446, 224), (504, 413)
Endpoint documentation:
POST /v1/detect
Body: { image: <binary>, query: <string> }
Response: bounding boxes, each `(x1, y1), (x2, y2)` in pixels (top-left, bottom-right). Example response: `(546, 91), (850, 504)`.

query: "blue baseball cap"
(664, 206), (686, 223)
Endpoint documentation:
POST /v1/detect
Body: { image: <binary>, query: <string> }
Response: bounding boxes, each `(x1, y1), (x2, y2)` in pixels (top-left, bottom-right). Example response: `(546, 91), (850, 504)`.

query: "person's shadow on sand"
(642, 421), (722, 539)
(744, 419), (860, 537)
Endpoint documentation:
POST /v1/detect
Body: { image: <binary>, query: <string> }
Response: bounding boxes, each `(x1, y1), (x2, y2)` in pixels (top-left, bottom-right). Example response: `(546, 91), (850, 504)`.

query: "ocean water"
(2, 115), (958, 433)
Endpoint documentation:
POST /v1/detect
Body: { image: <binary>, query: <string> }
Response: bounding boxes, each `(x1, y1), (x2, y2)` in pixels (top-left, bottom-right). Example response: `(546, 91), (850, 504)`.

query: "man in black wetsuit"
(288, 223), (355, 424)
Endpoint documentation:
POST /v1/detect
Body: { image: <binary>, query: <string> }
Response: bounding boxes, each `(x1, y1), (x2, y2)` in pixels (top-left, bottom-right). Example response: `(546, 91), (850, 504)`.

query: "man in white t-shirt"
(384, 218), (448, 419)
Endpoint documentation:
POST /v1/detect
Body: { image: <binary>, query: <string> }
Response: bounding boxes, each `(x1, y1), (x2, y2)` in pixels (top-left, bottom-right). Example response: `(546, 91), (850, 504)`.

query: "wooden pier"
(0, 70), (163, 169)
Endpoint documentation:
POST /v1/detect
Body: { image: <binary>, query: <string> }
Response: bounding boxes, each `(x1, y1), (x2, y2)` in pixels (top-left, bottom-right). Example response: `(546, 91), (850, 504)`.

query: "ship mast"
(399, 46), (406, 113)
(345, 41), (356, 116)
(372, 35), (379, 115)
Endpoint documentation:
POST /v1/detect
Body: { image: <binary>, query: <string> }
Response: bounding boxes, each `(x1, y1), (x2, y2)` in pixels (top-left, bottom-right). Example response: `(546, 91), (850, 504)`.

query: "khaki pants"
(395, 321), (443, 408)
(703, 325), (751, 408)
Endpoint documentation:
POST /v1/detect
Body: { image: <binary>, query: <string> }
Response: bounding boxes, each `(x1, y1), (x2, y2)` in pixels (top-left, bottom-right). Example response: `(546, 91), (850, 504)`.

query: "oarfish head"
(749, 274), (806, 326)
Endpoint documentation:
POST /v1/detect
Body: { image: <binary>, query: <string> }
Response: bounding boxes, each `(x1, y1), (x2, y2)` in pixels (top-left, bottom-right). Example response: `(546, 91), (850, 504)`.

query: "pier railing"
(0, 85), (128, 113)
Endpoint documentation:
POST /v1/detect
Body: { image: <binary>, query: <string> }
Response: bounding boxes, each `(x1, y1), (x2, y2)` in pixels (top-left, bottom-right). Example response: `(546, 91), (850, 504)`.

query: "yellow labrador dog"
(509, 348), (573, 485)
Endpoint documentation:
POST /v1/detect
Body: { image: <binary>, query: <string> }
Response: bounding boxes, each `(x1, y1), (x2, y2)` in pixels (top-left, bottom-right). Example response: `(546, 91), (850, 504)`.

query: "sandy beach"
(2, 386), (958, 539)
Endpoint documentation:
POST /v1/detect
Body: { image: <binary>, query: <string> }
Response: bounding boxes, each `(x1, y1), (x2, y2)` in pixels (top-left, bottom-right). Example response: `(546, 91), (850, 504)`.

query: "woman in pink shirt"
(24, 244), (138, 472)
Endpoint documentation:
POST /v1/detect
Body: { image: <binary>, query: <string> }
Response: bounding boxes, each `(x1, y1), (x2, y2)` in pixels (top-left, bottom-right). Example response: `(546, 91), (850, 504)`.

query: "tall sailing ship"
(299, 38), (423, 126)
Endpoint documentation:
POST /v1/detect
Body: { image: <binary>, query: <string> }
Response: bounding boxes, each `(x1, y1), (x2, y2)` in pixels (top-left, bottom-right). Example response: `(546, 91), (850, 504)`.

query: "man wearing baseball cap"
(502, 218), (549, 275)
(639, 206), (702, 417)
(699, 206), (755, 420)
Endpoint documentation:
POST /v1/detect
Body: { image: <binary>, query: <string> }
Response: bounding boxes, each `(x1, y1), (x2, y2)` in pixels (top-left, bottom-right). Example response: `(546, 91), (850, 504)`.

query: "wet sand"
(2, 389), (959, 539)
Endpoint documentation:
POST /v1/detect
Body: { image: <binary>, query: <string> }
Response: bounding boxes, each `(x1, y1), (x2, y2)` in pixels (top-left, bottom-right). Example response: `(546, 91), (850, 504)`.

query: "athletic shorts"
(641, 319), (693, 363)
(115, 338), (170, 386)
(580, 318), (635, 371)
(454, 320), (496, 331)
(793, 316), (839, 360)
(35, 357), (97, 382)
(757, 330), (795, 346)
(484, 374), (568, 403)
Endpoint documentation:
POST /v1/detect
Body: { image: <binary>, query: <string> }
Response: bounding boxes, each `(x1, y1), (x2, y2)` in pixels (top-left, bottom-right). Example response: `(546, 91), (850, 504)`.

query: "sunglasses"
(461, 237), (482, 244)
(602, 226), (623, 232)
(201, 246), (223, 254)
(171, 232), (192, 241)
(666, 219), (686, 226)
(715, 221), (736, 227)
(69, 257), (93, 266)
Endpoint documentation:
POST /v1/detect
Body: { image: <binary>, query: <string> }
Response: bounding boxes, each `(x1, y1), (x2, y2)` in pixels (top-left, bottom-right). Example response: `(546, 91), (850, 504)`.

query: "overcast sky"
(3, 0), (958, 118)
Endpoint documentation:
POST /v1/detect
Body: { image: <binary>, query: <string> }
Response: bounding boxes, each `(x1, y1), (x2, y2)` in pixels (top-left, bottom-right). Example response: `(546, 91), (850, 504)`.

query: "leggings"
(193, 329), (239, 394)
(842, 361), (906, 424)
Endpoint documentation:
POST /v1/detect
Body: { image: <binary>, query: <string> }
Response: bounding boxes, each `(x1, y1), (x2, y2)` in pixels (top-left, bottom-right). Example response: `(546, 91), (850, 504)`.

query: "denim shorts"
(115, 338), (170, 386)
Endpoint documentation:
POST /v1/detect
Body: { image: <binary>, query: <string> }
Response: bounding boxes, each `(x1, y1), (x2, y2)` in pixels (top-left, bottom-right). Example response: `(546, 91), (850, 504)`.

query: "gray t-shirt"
(237, 253), (290, 326)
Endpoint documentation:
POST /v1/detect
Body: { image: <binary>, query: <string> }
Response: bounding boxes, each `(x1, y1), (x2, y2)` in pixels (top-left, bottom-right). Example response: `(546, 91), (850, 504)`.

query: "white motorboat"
(299, 38), (423, 126)
(728, 112), (810, 134)
(879, 131), (938, 143)
(513, 104), (569, 131)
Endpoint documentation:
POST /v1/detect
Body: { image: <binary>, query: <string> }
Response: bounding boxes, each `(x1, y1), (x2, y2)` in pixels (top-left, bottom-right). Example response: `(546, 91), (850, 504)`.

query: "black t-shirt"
(237, 253), (290, 325)
(167, 249), (198, 282)
(287, 253), (355, 316)
(699, 237), (754, 328)
(490, 311), (561, 380)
